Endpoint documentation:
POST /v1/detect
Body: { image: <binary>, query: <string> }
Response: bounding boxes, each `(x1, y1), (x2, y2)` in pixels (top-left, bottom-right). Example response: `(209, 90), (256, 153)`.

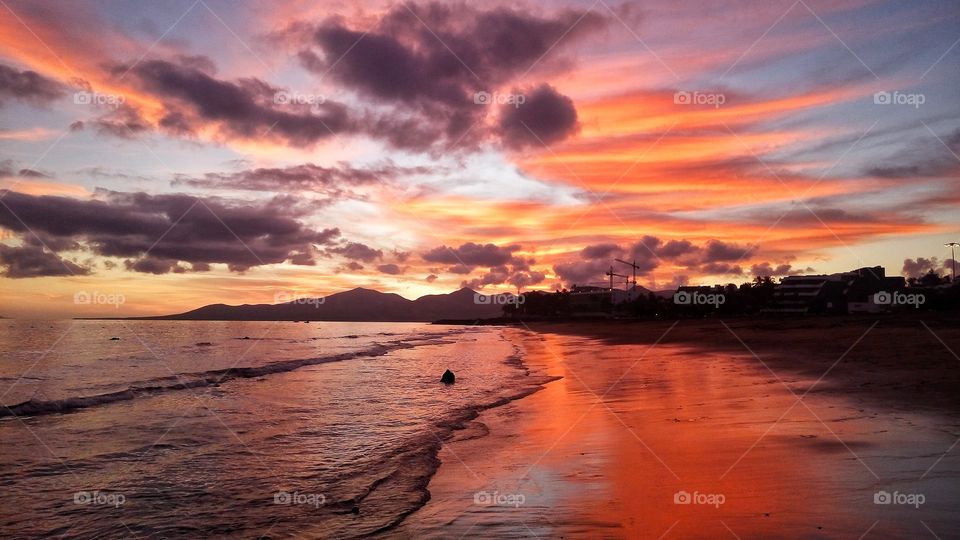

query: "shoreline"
(370, 341), (561, 538)
(525, 313), (960, 416)
(399, 318), (960, 538)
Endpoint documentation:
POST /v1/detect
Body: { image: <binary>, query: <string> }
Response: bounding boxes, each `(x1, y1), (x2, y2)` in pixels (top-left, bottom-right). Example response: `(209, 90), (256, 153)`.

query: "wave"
(289, 349), (562, 538)
(0, 327), (561, 538)
(0, 335), (461, 419)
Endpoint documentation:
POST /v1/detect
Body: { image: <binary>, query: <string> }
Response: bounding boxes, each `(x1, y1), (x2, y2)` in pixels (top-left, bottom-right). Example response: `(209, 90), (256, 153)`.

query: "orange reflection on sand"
(475, 330), (881, 537)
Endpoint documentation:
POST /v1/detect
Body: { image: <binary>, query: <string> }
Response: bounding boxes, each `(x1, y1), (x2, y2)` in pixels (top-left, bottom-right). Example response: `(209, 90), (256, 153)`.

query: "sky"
(0, 0), (958, 318)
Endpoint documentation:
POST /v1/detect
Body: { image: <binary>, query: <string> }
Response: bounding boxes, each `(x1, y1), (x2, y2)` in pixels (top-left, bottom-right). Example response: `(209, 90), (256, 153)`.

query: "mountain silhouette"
(137, 287), (506, 322)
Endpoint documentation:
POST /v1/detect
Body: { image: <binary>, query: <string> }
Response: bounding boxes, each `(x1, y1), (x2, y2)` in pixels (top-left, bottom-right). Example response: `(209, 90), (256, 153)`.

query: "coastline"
(397, 317), (960, 538)
(526, 314), (960, 415)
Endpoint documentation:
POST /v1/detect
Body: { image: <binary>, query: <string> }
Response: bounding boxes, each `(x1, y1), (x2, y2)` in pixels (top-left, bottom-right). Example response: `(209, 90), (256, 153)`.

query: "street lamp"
(946, 242), (959, 282)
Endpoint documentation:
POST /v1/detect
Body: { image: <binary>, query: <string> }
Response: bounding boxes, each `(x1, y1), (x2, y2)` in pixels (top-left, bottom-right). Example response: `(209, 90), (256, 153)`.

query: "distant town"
(499, 264), (960, 319)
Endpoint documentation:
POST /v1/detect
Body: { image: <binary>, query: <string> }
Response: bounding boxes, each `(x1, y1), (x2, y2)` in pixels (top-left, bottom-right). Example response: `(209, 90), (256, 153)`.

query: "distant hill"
(136, 287), (507, 322)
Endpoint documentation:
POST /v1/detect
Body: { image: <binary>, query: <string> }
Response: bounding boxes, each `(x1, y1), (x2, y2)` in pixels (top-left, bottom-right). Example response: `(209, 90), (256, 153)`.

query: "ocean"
(0, 320), (551, 538)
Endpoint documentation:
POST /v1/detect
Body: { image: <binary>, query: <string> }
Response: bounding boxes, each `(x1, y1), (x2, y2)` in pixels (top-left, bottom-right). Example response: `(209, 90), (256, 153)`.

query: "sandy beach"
(397, 316), (960, 538)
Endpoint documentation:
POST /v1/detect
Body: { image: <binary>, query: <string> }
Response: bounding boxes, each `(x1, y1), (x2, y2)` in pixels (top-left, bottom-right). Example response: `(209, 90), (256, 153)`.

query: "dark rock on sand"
(441, 369), (455, 384)
(109, 337), (120, 340)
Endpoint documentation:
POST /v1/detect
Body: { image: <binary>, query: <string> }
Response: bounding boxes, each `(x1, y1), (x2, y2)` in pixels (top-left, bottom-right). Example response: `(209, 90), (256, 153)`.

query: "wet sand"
(397, 317), (960, 538)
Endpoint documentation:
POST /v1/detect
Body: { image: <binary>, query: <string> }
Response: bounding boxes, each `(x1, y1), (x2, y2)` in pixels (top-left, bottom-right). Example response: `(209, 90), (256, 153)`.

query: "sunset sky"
(0, 0), (958, 317)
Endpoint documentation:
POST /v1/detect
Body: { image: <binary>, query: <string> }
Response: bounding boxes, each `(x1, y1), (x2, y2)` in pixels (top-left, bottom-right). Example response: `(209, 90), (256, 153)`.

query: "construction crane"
(614, 258), (640, 289)
(605, 266), (630, 291)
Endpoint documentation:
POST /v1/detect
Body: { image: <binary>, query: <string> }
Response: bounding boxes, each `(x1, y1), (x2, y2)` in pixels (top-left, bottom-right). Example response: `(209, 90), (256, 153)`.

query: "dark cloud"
(497, 84), (578, 147)
(741, 206), (882, 228)
(750, 262), (797, 277)
(0, 63), (66, 106)
(902, 256), (954, 278)
(0, 243), (91, 278)
(0, 190), (341, 274)
(699, 262), (743, 275)
(426, 243), (547, 290)
(92, 104), (151, 138)
(422, 242), (520, 268)
(296, 2), (604, 150)
(460, 264), (506, 288)
(461, 266), (545, 290)
(702, 239), (754, 262)
(448, 263), (474, 274)
(88, 2), (603, 151)
(509, 255), (534, 272)
(328, 242), (383, 262)
(425, 273), (438, 282)
(174, 162), (433, 197)
(552, 236), (757, 286)
(0, 161), (52, 179)
(125, 256), (182, 275)
(16, 168), (51, 179)
(581, 243), (623, 260)
(508, 270), (546, 289)
(115, 58), (353, 146)
(866, 129), (960, 179)
(553, 258), (611, 287)
(627, 236), (664, 270)
(658, 240), (696, 258)
(174, 54), (218, 74)
(377, 263), (404, 275)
